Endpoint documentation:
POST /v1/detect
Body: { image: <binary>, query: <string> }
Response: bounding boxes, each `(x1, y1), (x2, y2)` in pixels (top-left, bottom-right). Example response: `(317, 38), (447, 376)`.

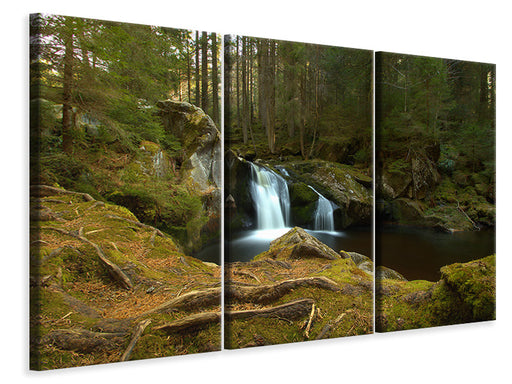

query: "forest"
(30, 14), (222, 249)
(224, 35), (372, 167)
(29, 14), (223, 369)
(376, 52), (496, 232)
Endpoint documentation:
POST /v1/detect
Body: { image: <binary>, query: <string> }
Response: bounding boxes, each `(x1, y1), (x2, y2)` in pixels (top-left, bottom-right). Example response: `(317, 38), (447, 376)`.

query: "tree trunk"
(211, 33), (219, 126)
(62, 24), (74, 154)
(195, 31), (200, 106)
(201, 31), (209, 113)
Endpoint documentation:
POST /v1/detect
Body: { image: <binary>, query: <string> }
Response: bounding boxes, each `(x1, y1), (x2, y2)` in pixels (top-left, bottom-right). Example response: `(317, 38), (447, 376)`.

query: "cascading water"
(249, 163), (290, 230)
(309, 186), (335, 231)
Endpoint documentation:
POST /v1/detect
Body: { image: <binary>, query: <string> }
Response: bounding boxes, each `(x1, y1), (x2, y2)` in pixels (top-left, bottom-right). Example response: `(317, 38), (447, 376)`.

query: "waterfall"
(249, 163), (290, 229)
(309, 186), (335, 231)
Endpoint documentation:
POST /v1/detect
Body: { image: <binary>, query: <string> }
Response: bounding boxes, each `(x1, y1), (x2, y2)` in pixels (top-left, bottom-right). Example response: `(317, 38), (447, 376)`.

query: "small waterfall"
(249, 163), (290, 229)
(309, 186), (335, 231)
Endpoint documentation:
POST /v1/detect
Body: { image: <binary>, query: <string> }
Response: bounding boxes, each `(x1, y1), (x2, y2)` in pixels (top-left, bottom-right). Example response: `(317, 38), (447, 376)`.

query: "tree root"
(154, 312), (220, 334)
(44, 227), (133, 290)
(41, 328), (126, 353)
(140, 287), (221, 315)
(226, 276), (339, 304)
(104, 214), (167, 238)
(226, 299), (315, 321)
(31, 185), (94, 202)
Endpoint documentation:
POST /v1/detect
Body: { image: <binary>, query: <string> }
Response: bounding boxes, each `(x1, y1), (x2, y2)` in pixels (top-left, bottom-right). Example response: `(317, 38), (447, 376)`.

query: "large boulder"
(156, 100), (221, 193)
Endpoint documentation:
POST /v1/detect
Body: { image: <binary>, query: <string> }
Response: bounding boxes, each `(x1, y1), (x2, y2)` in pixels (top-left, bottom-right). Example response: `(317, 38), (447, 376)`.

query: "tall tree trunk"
(241, 37), (248, 144)
(62, 24), (74, 155)
(211, 33), (219, 126)
(201, 32), (209, 113)
(236, 36), (241, 130)
(195, 31), (200, 106)
(186, 37), (191, 103)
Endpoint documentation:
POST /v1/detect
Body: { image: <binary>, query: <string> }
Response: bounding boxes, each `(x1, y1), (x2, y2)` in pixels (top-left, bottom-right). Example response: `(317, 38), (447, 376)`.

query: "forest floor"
(30, 186), (221, 370)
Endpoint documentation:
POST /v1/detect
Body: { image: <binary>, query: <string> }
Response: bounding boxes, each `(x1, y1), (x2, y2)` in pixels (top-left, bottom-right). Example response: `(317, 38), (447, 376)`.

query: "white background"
(3, 1), (510, 383)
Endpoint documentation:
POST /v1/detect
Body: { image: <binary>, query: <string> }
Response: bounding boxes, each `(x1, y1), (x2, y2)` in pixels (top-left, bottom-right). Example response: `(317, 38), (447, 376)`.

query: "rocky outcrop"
(157, 100), (222, 244)
(156, 100), (221, 194)
(278, 160), (372, 229)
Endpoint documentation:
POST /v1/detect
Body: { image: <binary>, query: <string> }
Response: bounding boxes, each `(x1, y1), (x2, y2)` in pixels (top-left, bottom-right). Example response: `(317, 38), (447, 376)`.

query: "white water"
(309, 186), (335, 231)
(249, 163), (291, 229)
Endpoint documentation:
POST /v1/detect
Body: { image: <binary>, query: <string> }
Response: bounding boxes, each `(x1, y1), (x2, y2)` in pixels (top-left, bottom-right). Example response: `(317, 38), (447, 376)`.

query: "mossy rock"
(289, 182), (318, 205)
(440, 255), (496, 321)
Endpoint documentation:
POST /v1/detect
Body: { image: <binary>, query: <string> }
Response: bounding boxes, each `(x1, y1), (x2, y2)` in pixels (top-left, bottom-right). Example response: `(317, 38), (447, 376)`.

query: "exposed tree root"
(42, 328), (126, 353)
(45, 227), (133, 290)
(154, 312), (220, 334)
(141, 287), (221, 315)
(104, 214), (167, 238)
(226, 299), (315, 321)
(233, 270), (261, 283)
(31, 185), (95, 202)
(226, 276), (339, 304)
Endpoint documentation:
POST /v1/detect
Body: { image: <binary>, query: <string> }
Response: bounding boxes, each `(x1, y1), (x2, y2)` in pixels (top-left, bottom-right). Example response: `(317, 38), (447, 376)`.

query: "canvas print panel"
(375, 52), (496, 332)
(223, 35), (373, 348)
(29, 14), (221, 369)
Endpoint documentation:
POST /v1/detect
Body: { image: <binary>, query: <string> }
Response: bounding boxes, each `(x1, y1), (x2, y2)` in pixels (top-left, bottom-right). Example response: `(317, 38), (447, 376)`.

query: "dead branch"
(120, 319), (151, 362)
(304, 303), (316, 338)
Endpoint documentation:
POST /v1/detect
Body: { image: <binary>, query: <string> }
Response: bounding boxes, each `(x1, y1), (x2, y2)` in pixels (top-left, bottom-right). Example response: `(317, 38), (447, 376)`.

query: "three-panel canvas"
(29, 14), (495, 370)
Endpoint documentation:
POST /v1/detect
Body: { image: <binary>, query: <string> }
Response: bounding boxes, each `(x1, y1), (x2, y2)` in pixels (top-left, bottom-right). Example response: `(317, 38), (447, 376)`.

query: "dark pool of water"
(226, 227), (372, 263)
(377, 226), (496, 281)
(193, 243), (221, 265)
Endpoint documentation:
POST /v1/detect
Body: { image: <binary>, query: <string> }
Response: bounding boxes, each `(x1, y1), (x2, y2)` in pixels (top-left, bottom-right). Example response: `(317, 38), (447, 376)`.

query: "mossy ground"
(376, 255), (495, 332)
(30, 191), (220, 370)
(225, 228), (373, 349)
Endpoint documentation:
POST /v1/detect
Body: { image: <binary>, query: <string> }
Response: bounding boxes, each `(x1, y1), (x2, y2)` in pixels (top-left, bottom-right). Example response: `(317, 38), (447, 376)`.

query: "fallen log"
(154, 312), (220, 334)
(120, 319), (151, 362)
(226, 299), (314, 322)
(141, 287), (221, 315)
(226, 276), (339, 304)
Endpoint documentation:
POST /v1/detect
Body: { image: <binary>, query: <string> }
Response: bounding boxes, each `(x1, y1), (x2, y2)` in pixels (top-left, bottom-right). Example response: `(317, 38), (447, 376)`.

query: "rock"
(340, 251), (371, 266)
(287, 161), (372, 228)
(376, 265), (407, 281)
(262, 227), (342, 261)
(157, 100), (221, 193)
(440, 255), (496, 321)
(390, 197), (425, 225)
